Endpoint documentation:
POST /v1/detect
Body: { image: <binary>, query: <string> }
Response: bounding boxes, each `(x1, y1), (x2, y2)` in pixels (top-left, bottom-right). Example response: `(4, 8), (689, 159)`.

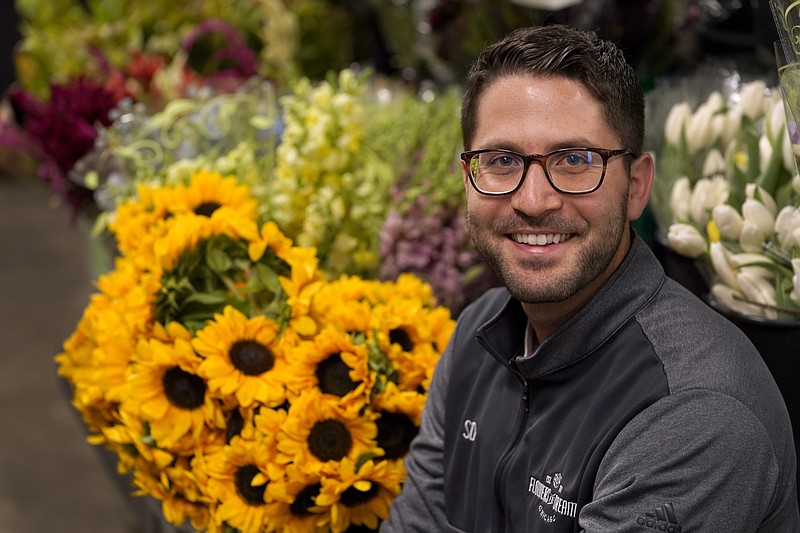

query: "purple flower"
(380, 195), (499, 313)
(7, 78), (119, 215)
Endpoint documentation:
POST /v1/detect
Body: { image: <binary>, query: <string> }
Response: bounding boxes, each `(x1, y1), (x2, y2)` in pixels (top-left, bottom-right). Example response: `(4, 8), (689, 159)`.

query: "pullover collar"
(476, 233), (666, 380)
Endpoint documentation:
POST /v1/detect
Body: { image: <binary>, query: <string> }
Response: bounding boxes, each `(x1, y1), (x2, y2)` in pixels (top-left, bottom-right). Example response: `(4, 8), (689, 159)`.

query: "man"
(380, 24), (799, 532)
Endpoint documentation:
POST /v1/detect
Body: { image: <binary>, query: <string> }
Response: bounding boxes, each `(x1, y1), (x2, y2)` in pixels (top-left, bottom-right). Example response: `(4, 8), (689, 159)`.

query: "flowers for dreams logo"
(528, 472), (577, 524)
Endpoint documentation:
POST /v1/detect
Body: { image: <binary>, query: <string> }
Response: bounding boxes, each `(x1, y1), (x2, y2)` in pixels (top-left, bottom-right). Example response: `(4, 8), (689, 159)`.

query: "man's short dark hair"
(461, 24), (645, 156)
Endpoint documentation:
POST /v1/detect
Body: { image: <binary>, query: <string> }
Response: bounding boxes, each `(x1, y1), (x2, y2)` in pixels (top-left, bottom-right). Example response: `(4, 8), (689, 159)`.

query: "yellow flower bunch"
(56, 169), (455, 532)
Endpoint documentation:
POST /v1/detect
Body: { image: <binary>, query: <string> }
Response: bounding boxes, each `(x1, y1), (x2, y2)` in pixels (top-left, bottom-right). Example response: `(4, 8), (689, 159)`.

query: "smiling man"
(380, 24), (798, 532)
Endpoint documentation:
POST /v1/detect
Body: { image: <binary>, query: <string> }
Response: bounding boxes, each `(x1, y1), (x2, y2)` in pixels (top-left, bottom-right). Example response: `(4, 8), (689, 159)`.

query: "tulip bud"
(739, 220), (767, 253)
(742, 197), (776, 236)
(759, 133), (773, 175)
(689, 176), (729, 227)
(744, 183), (778, 216)
(710, 283), (769, 317)
(782, 125), (795, 174)
(767, 97), (787, 144)
(687, 102), (718, 154)
(737, 80), (767, 121)
(731, 252), (775, 281)
(737, 270), (777, 318)
(664, 101), (691, 146)
(669, 176), (691, 221)
(666, 223), (707, 258)
(710, 242), (740, 290)
(774, 206), (800, 252)
(702, 148), (726, 177)
(711, 204), (743, 241)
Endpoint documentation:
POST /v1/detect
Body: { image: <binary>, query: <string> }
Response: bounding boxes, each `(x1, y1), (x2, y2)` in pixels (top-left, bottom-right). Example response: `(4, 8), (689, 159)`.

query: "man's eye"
(489, 155), (519, 167)
(564, 152), (589, 166)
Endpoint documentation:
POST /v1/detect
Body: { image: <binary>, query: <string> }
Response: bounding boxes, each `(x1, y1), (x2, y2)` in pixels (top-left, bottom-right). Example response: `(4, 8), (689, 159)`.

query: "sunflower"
(131, 454), (215, 531)
(150, 170), (261, 272)
(202, 435), (282, 533)
(370, 295), (454, 393)
(308, 275), (377, 335)
(110, 183), (174, 267)
(371, 382), (425, 462)
(317, 457), (405, 532)
(277, 391), (380, 476)
(123, 322), (225, 449)
(169, 169), (258, 221)
(194, 305), (292, 408)
(285, 325), (373, 406)
(266, 464), (330, 533)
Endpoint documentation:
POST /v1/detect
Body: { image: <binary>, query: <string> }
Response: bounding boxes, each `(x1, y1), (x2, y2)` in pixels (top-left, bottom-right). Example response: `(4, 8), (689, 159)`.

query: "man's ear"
(627, 152), (654, 221)
(461, 159), (471, 194)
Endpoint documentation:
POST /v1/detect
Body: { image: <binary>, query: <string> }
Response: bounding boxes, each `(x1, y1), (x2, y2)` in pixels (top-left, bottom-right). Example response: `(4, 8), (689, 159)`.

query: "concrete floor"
(0, 174), (144, 533)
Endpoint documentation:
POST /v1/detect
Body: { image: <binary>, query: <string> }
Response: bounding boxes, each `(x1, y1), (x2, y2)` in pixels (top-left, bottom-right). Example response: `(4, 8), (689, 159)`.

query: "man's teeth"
(513, 233), (569, 245)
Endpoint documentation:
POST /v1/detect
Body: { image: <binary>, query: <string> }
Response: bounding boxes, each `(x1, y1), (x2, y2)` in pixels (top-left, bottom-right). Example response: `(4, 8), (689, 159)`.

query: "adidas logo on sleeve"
(636, 502), (682, 532)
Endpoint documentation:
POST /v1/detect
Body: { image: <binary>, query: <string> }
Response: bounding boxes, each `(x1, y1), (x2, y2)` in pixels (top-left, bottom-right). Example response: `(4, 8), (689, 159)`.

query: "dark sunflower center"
(307, 419), (352, 462)
(226, 409), (245, 443)
(194, 201), (222, 217)
(377, 412), (418, 460)
(316, 353), (358, 397)
(389, 327), (414, 352)
(234, 464), (267, 506)
(230, 339), (274, 375)
(290, 482), (321, 516)
(162, 367), (206, 409)
(340, 481), (380, 508)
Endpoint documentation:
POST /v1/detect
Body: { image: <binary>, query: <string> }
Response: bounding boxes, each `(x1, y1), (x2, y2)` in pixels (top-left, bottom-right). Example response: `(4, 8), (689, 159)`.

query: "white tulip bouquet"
(656, 77), (800, 320)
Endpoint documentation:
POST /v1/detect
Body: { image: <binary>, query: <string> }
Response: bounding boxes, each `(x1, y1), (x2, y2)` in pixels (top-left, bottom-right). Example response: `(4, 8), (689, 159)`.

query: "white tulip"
(794, 173), (800, 195)
(736, 80), (767, 121)
(710, 283), (767, 317)
(758, 133), (773, 175)
(669, 176), (691, 221)
(782, 123), (795, 174)
(664, 101), (691, 146)
(744, 183), (778, 215)
(792, 258), (800, 302)
(767, 97), (787, 144)
(710, 242), (740, 290)
(742, 198), (776, 236)
(739, 220), (767, 253)
(687, 102), (719, 154)
(711, 204), (743, 241)
(689, 176), (729, 227)
(666, 223), (707, 258)
(737, 270), (777, 318)
(774, 206), (800, 252)
(702, 148), (726, 177)
(722, 107), (743, 145)
(730, 252), (775, 280)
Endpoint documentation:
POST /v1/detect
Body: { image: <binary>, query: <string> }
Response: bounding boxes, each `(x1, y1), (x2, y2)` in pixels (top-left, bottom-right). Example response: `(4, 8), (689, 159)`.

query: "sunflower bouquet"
(56, 169), (455, 532)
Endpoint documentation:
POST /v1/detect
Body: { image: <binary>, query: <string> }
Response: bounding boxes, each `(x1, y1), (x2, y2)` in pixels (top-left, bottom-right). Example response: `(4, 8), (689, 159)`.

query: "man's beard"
(466, 195), (628, 304)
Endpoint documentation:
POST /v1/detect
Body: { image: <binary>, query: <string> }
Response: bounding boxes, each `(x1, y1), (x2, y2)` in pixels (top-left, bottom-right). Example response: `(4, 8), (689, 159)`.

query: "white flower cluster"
(661, 80), (800, 319)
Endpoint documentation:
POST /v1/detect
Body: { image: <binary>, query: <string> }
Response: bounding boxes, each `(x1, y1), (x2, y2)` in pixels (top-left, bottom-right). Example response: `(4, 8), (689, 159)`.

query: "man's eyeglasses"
(460, 147), (633, 195)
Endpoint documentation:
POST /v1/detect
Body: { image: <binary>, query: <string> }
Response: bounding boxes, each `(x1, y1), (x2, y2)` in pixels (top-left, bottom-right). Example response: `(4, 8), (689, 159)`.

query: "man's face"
(463, 75), (648, 306)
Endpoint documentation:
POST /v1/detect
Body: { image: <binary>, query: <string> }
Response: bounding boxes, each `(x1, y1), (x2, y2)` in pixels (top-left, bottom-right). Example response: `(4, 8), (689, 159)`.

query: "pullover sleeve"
(578, 390), (799, 532)
(379, 334), (452, 532)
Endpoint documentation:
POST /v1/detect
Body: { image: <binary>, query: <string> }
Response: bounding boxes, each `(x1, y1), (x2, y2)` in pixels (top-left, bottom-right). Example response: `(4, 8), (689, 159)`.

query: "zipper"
(493, 360), (531, 533)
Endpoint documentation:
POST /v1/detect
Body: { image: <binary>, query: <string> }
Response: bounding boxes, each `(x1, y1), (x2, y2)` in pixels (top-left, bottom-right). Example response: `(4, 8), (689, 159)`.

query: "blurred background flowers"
(2, 0), (800, 531)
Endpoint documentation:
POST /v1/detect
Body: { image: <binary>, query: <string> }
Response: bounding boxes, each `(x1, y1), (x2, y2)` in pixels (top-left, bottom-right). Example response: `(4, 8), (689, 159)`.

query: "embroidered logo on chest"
(528, 471), (577, 524)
